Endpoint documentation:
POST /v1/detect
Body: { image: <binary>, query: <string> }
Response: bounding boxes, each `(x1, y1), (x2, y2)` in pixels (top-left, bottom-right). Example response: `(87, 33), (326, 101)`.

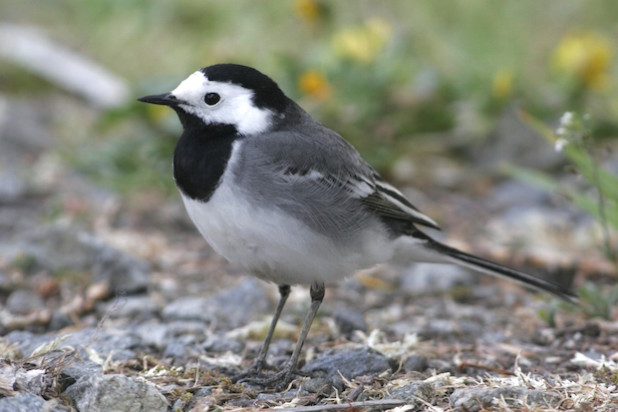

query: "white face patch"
(170, 71), (273, 136)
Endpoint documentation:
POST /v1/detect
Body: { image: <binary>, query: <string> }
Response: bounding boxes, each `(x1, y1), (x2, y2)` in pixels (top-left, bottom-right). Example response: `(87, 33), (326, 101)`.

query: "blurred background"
(1, 1), (617, 323)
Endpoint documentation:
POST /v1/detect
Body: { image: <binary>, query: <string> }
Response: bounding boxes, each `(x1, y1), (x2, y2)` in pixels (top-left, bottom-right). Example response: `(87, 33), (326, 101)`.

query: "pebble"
(333, 307), (368, 337)
(64, 374), (168, 412)
(0, 392), (46, 412)
(202, 336), (244, 353)
(402, 354), (428, 372)
(449, 387), (560, 412)
(162, 278), (269, 328)
(96, 295), (160, 319)
(388, 381), (434, 404)
(6, 289), (45, 315)
(302, 347), (393, 382)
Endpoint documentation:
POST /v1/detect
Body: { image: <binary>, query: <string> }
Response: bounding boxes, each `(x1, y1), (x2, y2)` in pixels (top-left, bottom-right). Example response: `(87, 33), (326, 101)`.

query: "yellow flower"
(551, 32), (612, 90)
(332, 18), (392, 64)
(294, 0), (322, 24)
(492, 68), (514, 101)
(299, 70), (331, 100)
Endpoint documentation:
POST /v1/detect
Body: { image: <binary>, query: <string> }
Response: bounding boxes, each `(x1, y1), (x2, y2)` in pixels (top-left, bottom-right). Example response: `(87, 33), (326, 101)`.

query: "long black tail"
(425, 239), (578, 304)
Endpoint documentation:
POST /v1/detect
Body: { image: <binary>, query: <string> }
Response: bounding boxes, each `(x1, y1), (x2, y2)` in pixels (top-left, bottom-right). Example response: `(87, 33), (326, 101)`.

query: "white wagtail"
(138, 63), (577, 385)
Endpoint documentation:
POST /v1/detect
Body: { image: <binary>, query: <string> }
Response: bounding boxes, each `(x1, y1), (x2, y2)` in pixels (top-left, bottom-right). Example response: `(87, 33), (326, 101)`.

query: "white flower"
(560, 111), (574, 127)
(555, 138), (568, 152)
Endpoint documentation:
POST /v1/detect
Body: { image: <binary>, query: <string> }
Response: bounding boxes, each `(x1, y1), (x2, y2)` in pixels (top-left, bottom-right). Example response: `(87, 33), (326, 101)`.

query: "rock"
(427, 359), (456, 374)
(64, 374), (168, 412)
(5, 289), (45, 315)
(333, 307), (367, 337)
(61, 359), (103, 382)
(88, 235), (150, 294)
(3, 331), (51, 357)
(163, 337), (194, 359)
(134, 321), (170, 349)
(96, 295), (160, 319)
(302, 347), (393, 382)
(48, 312), (74, 330)
(162, 278), (269, 328)
(202, 337), (244, 353)
(402, 354), (428, 372)
(388, 382), (434, 405)
(0, 392), (46, 412)
(449, 387), (560, 412)
(302, 377), (332, 394)
(61, 328), (141, 362)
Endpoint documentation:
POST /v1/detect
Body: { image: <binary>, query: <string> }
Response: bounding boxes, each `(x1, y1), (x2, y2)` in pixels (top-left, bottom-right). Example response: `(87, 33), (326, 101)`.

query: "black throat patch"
(173, 122), (240, 202)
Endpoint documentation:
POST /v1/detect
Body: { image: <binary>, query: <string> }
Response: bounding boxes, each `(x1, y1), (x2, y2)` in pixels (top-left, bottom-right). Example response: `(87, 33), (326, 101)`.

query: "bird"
(138, 63), (577, 386)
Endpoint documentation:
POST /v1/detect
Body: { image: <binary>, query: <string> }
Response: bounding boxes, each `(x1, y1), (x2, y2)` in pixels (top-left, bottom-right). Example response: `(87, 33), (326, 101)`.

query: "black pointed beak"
(137, 92), (180, 106)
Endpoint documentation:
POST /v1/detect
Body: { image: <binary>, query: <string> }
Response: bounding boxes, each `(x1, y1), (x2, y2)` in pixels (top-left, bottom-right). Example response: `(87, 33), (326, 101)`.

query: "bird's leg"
(253, 284), (291, 374)
(285, 282), (324, 373)
(242, 282), (325, 389)
(232, 284), (290, 381)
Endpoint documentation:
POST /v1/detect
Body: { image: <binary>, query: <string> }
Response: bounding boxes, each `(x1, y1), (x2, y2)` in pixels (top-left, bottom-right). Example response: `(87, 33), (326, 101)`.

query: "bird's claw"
(236, 365), (305, 391)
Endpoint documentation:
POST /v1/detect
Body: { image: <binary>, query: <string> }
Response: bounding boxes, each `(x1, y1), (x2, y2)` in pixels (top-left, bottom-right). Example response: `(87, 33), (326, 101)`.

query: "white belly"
(180, 180), (392, 285)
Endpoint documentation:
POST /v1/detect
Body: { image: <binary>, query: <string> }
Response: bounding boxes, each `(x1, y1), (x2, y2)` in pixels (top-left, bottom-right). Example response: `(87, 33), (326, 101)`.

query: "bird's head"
(138, 64), (288, 135)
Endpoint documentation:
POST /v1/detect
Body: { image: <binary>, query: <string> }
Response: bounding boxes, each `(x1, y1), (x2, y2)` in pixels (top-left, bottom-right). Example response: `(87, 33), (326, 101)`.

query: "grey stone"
(427, 359), (455, 374)
(134, 321), (170, 349)
(4, 331), (50, 357)
(333, 307), (367, 336)
(61, 359), (103, 381)
(450, 387), (560, 412)
(5, 289), (45, 315)
(48, 312), (74, 330)
(162, 278), (269, 328)
(0, 361), (50, 398)
(61, 328), (140, 362)
(96, 295), (160, 319)
(0, 392), (45, 412)
(402, 354), (428, 372)
(302, 347), (393, 381)
(163, 339), (190, 358)
(388, 382), (434, 404)
(64, 374), (168, 412)
(302, 377), (332, 394)
(202, 337), (244, 353)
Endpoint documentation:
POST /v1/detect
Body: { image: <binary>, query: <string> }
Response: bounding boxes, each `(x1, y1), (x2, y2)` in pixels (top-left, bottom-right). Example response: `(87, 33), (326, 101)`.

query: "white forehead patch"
(171, 71), (207, 103)
(170, 71), (273, 136)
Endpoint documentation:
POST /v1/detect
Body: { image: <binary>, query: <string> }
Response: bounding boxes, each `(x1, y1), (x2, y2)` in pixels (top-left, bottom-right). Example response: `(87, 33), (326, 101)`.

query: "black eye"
(204, 92), (220, 105)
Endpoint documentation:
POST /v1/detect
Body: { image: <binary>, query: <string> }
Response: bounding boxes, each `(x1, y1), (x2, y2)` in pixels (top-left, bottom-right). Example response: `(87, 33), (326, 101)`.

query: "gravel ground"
(1, 97), (616, 411)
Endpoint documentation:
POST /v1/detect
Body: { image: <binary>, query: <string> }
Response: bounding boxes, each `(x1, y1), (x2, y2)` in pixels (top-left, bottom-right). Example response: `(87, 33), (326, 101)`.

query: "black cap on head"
(201, 64), (288, 113)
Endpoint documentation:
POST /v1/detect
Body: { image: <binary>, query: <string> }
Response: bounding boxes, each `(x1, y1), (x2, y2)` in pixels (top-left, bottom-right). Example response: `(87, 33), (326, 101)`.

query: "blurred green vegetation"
(1, 0), (617, 193)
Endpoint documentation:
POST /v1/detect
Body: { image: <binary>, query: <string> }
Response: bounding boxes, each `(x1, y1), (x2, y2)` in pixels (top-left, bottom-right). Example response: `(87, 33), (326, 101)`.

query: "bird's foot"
(230, 358), (274, 382)
(237, 364), (306, 391)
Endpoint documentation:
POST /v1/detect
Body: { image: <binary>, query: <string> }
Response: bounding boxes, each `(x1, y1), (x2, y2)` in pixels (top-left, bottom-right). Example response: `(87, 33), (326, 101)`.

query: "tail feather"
(425, 239), (578, 304)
